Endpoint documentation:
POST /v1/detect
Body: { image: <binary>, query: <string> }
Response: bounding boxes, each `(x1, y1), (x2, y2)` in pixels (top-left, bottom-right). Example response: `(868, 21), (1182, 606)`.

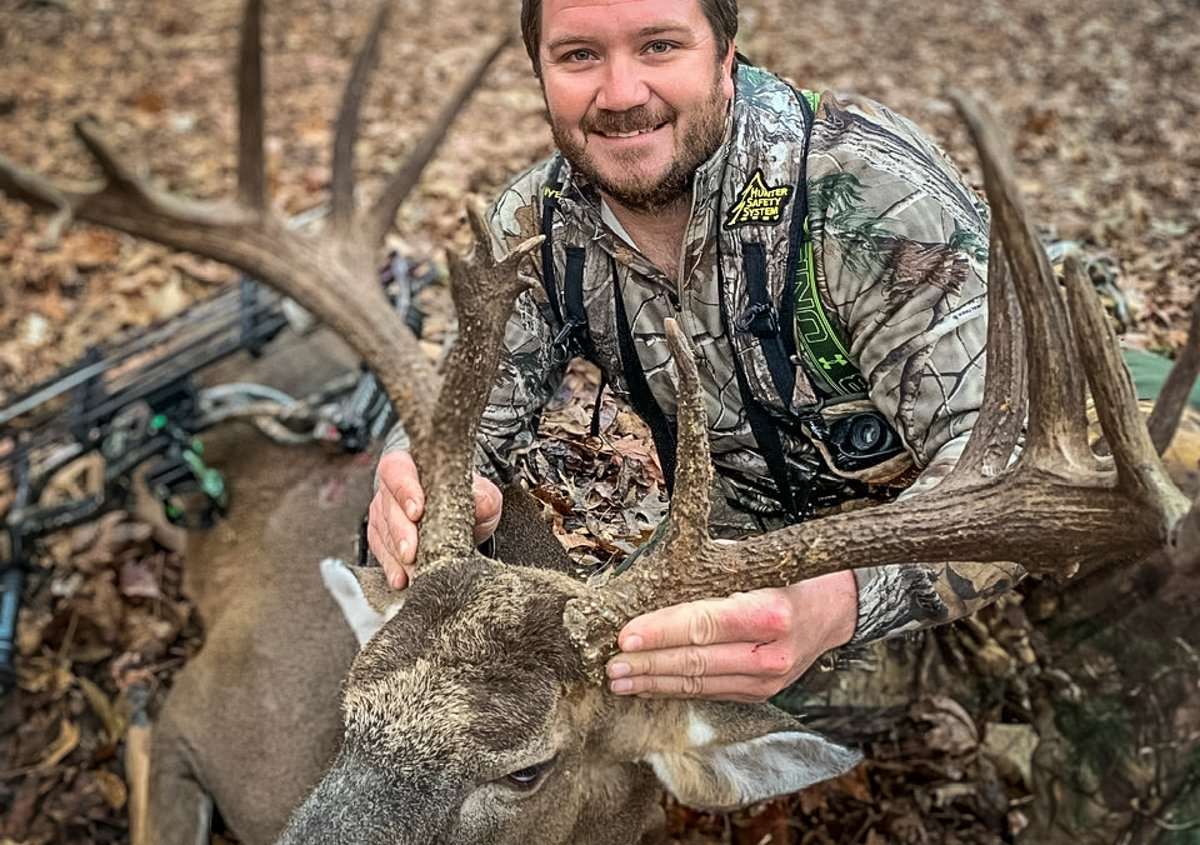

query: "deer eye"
(503, 756), (557, 790)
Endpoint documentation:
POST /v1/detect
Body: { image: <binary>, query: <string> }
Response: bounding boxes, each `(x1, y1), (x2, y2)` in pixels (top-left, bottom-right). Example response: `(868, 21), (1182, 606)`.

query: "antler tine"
(364, 35), (511, 247)
(0, 159), (77, 245)
(1170, 493), (1200, 569)
(1147, 296), (1200, 455)
(0, 0), (520, 450)
(74, 120), (148, 195)
(943, 227), (1027, 486)
(237, 0), (266, 211)
(950, 91), (1094, 471)
(562, 319), (716, 678)
(414, 203), (542, 566)
(1063, 256), (1189, 520)
(642, 319), (712, 555)
(331, 0), (393, 235)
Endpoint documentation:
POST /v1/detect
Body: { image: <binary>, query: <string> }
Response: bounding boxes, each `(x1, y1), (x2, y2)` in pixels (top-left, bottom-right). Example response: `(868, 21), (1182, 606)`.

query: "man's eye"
(565, 49), (595, 62)
(645, 40), (675, 55)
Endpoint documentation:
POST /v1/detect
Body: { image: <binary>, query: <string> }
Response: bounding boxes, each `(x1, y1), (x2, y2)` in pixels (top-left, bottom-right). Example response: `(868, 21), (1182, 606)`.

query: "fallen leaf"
(983, 722), (1039, 787)
(62, 229), (121, 270)
(1, 776), (41, 840)
(170, 253), (236, 286)
(77, 676), (126, 743)
(911, 696), (979, 756)
(556, 532), (596, 551)
(119, 559), (162, 600)
(146, 273), (189, 321)
(131, 87), (166, 114)
(89, 770), (128, 811)
(35, 719), (80, 770)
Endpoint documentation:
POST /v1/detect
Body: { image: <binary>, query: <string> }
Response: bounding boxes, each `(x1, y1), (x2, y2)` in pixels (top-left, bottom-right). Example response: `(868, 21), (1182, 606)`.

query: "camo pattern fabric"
(392, 70), (1027, 645)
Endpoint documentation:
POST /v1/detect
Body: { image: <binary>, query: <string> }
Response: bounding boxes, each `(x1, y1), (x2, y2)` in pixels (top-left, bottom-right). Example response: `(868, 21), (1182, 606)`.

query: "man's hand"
(368, 450), (503, 590)
(605, 571), (858, 703)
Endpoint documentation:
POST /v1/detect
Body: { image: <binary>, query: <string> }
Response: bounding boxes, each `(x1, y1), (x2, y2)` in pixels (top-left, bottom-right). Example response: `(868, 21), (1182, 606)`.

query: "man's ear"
(319, 558), (405, 647)
(620, 699), (861, 811)
(721, 40), (737, 99)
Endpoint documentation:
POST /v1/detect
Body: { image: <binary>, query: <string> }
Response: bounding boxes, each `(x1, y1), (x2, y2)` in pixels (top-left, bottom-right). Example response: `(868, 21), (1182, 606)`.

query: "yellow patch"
(724, 170), (793, 228)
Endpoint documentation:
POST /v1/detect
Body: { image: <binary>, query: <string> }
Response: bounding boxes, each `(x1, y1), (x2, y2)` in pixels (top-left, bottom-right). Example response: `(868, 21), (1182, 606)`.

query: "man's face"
(538, 0), (736, 212)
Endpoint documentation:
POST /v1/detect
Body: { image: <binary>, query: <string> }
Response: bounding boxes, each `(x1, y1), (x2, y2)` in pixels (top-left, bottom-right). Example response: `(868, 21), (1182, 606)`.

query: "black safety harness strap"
(540, 158), (567, 330)
(719, 260), (802, 517)
(736, 241), (796, 407)
(720, 87), (825, 518)
(564, 246), (610, 436)
(542, 158), (610, 435)
(612, 258), (678, 495)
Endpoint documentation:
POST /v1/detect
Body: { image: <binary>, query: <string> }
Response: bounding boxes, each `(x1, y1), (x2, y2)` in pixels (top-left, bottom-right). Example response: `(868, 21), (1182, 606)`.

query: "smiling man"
(369, 0), (1023, 704)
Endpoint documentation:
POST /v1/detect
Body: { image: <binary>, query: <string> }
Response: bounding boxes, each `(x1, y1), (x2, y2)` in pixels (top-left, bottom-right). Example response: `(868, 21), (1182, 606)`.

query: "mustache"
(582, 105), (675, 135)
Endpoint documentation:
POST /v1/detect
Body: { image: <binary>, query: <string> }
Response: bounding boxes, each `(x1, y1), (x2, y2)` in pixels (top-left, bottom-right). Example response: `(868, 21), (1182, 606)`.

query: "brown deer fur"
(147, 330), (366, 845)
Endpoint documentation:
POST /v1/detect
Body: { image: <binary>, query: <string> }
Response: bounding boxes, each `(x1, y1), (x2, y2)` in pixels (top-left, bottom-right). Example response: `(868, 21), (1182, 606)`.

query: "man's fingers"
(367, 495), (399, 563)
(472, 475), (503, 544)
(607, 641), (793, 681)
(617, 590), (794, 652)
(377, 450), (425, 522)
(368, 491), (418, 582)
(368, 520), (409, 590)
(608, 673), (776, 703)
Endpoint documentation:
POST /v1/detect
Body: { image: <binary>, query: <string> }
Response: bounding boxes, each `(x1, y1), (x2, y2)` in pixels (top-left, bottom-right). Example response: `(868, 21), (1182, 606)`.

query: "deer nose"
(276, 754), (460, 845)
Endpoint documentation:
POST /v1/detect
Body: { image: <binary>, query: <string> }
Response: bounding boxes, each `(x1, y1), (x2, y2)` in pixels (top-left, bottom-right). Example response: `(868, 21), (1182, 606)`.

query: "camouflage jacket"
(394, 64), (1024, 645)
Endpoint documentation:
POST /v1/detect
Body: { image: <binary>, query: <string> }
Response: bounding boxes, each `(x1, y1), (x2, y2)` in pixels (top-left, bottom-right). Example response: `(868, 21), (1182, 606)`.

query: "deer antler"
(0, 0), (525, 575)
(418, 207), (541, 566)
(1148, 298), (1200, 456)
(564, 93), (1200, 676)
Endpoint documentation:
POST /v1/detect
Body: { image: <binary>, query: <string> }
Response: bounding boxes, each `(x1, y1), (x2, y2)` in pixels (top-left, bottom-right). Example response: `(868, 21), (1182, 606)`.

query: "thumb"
(472, 475), (502, 543)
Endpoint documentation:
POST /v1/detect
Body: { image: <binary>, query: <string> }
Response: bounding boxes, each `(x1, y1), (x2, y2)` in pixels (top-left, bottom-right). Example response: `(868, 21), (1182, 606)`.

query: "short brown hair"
(520, 0), (738, 76)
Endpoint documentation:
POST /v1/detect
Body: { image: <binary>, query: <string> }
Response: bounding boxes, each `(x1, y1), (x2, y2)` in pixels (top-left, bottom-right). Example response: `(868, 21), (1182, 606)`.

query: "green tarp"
(1123, 347), (1200, 409)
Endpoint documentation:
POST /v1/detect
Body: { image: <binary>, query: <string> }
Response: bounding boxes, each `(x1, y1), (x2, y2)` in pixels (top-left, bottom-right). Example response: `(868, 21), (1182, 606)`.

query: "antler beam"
(565, 92), (1200, 675)
(0, 0), (517, 577)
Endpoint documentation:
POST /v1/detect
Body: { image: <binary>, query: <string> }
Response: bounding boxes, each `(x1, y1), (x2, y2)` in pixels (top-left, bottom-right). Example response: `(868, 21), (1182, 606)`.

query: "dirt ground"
(1, 0), (1198, 842)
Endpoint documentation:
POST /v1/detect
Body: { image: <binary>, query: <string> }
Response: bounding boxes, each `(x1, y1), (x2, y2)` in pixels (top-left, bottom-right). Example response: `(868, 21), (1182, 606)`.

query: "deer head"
(3, 1), (1198, 843)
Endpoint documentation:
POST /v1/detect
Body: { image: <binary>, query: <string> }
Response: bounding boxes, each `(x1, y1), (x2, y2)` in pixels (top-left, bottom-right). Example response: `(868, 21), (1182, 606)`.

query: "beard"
(548, 70), (729, 214)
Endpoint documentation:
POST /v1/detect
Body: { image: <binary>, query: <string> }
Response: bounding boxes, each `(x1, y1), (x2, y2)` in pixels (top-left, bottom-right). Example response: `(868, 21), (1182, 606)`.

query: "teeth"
(604, 127), (658, 138)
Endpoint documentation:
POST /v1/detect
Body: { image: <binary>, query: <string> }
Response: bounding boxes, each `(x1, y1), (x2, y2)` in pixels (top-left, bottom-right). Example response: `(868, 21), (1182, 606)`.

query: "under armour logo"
(818, 354), (847, 370)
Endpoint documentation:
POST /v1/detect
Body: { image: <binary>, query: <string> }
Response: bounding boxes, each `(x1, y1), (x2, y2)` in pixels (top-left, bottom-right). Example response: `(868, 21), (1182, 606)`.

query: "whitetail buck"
(145, 324), (578, 845)
(146, 327), (367, 844)
(2, 0), (1199, 843)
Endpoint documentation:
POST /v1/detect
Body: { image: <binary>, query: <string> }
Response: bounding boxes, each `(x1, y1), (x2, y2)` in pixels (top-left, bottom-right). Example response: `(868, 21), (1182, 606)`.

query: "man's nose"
(595, 54), (651, 112)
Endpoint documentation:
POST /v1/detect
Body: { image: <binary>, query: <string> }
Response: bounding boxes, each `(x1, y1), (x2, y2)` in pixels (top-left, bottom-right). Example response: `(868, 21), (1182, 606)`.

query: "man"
(368, 0), (1022, 704)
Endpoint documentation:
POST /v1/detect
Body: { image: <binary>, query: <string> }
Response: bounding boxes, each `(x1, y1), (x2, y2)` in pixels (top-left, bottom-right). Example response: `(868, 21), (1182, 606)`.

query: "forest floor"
(1, 0), (1198, 842)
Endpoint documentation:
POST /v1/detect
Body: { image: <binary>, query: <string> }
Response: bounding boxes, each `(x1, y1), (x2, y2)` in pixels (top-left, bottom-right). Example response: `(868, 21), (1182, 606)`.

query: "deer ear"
(319, 558), (405, 647)
(639, 701), (861, 811)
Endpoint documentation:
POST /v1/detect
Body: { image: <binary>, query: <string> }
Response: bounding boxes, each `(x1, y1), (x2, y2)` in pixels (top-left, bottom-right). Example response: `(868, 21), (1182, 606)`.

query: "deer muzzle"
(276, 750), (463, 845)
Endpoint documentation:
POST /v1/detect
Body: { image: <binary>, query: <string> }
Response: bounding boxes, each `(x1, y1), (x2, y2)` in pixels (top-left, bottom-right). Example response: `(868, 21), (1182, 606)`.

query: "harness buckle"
(550, 319), (584, 365)
(735, 302), (779, 337)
